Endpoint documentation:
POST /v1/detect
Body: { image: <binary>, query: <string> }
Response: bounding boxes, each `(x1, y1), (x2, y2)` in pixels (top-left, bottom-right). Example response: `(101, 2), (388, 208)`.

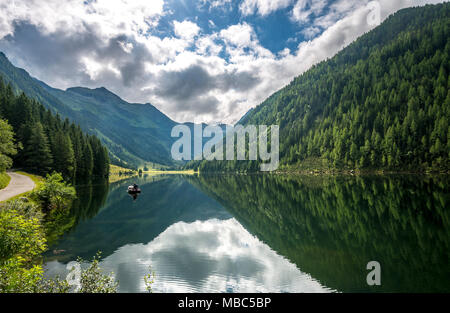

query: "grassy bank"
(142, 169), (197, 175)
(109, 164), (138, 183)
(109, 164), (197, 183)
(0, 172), (10, 190)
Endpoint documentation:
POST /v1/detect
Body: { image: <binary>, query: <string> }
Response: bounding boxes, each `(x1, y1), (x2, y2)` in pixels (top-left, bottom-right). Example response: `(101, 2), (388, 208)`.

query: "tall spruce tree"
(23, 123), (53, 174)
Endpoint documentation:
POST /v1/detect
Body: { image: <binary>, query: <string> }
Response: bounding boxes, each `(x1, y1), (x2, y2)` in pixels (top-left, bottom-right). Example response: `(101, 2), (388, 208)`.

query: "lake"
(43, 174), (449, 293)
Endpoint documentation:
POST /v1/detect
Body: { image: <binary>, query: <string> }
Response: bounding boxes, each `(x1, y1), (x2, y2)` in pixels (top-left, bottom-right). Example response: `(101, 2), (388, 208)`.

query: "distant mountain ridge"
(0, 52), (211, 167)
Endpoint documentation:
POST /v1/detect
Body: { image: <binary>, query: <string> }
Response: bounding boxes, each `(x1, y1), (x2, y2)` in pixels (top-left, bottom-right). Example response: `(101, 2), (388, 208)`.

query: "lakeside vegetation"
(108, 164), (138, 183)
(0, 172), (10, 189)
(0, 172), (155, 293)
(0, 172), (76, 292)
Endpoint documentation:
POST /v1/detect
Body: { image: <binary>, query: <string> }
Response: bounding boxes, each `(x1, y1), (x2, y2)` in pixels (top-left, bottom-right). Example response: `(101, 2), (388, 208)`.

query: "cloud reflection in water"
(45, 218), (334, 293)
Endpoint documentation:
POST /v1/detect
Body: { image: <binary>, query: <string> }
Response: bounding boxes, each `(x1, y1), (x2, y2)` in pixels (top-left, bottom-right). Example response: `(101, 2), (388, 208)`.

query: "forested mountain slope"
(0, 79), (109, 181)
(0, 53), (177, 168)
(195, 3), (450, 172)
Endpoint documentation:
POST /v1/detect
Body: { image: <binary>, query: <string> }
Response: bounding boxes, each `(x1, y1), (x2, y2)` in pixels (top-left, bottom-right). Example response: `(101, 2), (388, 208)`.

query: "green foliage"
(0, 119), (17, 172)
(144, 265), (155, 293)
(22, 123), (53, 174)
(0, 257), (46, 293)
(72, 252), (118, 293)
(0, 176), (145, 293)
(192, 4), (450, 172)
(0, 79), (110, 180)
(31, 172), (76, 211)
(0, 199), (47, 293)
(50, 131), (75, 179)
(0, 198), (119, 293)
(0, 201), (46, 263)
(0, 172), (10, 189)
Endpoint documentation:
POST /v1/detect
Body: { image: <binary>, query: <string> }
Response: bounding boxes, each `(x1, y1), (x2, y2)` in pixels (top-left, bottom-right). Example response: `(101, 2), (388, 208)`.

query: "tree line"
(190, 4), (449, 172)
(0, 78), (109, 181)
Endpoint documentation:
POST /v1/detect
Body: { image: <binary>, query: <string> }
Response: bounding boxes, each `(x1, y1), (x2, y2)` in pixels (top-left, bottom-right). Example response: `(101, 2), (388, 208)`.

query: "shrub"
(31, 172), (76, 211)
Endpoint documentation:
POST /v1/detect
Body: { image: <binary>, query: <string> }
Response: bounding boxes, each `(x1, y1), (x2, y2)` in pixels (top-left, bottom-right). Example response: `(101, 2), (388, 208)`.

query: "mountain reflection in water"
(44, 174), (449, 293)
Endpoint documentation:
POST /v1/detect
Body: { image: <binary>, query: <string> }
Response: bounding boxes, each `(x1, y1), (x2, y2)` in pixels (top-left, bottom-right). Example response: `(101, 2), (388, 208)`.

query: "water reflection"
(188, 174), (450, 293)
(45, 178), (109, 247)
(45, 218), (333, 293)
(44, 174), (450, 293)
(44, 175), (231, 262)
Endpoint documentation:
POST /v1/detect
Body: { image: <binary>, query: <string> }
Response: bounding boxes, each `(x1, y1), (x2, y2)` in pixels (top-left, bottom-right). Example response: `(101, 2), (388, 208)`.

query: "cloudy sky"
(0, 0), (445, 124)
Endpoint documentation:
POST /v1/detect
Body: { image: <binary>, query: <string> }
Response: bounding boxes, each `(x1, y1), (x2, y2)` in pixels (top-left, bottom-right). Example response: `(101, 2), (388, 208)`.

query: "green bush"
(0, 202), (46, 263)
(0, 200), (47, 292)
(71, 252), (118, 293)
(0, 200), (118, 293)
(31, 172), (76, 211)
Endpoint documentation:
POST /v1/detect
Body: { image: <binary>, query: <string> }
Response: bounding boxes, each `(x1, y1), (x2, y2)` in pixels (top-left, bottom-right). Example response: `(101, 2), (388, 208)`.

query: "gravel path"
(0, 171), (35, 202)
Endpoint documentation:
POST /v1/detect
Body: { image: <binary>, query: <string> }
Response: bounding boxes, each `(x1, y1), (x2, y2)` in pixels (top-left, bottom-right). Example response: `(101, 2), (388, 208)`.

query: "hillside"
(192, 3), (450, 172)
(0, 80), (109, 180)
(0, 53), (178, 168)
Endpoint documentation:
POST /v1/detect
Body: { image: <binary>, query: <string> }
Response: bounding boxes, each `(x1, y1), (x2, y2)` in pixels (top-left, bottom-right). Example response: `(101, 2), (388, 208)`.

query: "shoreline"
(194, 169), (449, 176)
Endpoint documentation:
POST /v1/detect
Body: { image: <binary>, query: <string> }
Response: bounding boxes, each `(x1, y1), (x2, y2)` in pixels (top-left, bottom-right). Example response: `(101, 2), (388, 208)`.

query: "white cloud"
(200, 0), (233, 11)
(220, 23), (255, 47)
(173, 20), (201, 41)
(292, 0), (327, 22)
(196, 34), (223, 56)
(240, 0), (293, 16)
(0, 0), (164, 39)
(0, 0), (446, 124)
(301, 26), (321, 38)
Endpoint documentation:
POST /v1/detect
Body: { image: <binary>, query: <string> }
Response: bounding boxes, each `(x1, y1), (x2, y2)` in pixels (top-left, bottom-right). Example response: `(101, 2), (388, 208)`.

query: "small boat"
(127, 185), (141, 193)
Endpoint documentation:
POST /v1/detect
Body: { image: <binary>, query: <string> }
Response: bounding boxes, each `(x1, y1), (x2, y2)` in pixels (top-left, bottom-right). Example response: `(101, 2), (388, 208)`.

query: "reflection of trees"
(45, 178), (110, 247)
(44, 176), (229, 263)
(188, 174), (450, 292)
(71, 178), (110, 222)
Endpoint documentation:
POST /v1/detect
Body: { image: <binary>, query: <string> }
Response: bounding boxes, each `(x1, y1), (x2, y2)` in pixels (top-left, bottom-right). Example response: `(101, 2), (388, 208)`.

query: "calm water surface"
(43, 174), (449, 293)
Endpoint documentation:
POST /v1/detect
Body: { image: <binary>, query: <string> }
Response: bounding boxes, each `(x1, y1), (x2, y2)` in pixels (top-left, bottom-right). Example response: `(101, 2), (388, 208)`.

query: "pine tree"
(23, 123), (53, 174)
(50, 130), (75, 179)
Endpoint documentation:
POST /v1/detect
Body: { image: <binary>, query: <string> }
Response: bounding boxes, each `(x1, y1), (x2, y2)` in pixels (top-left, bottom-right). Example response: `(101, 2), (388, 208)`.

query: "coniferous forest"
(0, 79), (109, 181)
(191, 4), (450, 173)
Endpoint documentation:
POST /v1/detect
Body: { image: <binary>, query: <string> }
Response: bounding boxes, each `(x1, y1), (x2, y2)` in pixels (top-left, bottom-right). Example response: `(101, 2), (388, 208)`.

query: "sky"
(0, 0), (446, 124)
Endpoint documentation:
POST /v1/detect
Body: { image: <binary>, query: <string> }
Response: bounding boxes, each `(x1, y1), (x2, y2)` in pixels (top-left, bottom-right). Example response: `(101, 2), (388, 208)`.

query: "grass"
(109, 164), (197, 183)
(109, 164), (138, 183)
(142, 169), (197, 175)
(0, 172), (11, 190)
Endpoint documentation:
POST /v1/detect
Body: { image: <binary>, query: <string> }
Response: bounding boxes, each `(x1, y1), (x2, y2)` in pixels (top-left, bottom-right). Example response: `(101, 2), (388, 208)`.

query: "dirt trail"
(0, 171), (35, 202)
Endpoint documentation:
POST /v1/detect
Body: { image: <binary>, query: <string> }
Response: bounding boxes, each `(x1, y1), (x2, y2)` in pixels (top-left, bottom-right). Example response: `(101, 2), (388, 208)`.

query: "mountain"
(235, 108), (254, 125)
(0, 53), (180, 167)
(191, 3), (450, 172)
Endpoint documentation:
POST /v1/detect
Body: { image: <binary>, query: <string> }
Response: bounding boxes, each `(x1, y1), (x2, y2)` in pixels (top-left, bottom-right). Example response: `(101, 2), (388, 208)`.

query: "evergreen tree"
(0, 119), (17, 171)
(50, 130), (75, 179)
(22, 123), (53, 174)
